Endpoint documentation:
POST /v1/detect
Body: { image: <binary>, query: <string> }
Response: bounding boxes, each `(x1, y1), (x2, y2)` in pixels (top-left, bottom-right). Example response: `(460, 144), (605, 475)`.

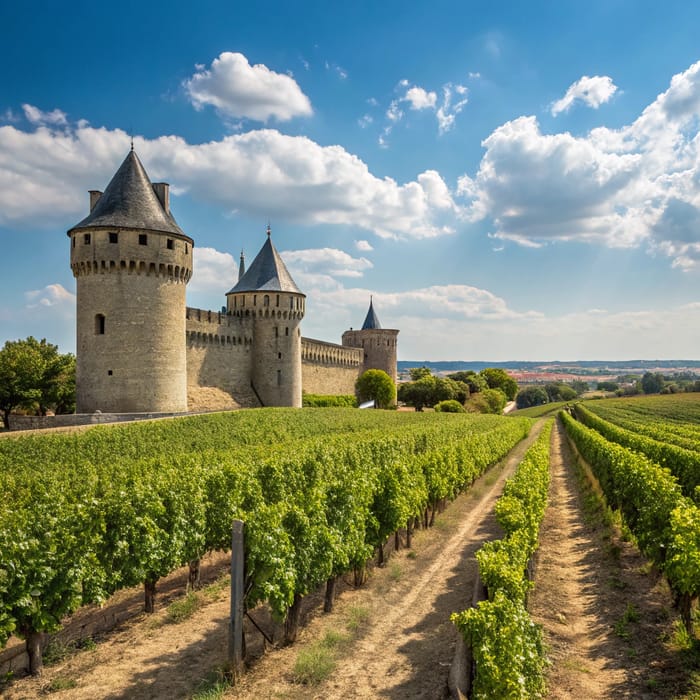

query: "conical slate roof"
(227, 229), (302, 295)
(68, 150), (185, 236)
(362, 298), (382, 329)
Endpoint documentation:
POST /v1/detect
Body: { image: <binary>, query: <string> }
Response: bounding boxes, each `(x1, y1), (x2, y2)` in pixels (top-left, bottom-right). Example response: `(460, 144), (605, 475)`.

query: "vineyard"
(563, 394), (700, 634)
(0, 408), (532, 674)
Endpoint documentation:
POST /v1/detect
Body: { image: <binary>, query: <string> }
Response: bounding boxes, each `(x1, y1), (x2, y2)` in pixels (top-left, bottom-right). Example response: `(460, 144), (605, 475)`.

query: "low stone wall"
(7, 411), (189, 432)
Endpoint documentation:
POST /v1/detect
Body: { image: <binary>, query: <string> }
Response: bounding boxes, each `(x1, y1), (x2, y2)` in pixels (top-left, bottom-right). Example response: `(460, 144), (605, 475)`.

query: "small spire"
(130, 132), (134, 152)
(238, 249), (246, 281)
(266, 223), (271, 237)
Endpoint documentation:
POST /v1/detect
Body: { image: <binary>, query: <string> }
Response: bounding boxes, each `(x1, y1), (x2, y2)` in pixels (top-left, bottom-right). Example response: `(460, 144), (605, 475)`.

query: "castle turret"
(226, 227), (305, 407)
(342, 297), (399, 384)
(68, 149), (193, 413)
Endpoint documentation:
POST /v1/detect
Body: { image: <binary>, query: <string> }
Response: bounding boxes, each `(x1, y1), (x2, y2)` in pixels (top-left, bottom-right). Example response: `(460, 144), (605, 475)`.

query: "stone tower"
(342, 298), (399, 384)
(68, 149), (193, 413)
(226, 227), (305, 407)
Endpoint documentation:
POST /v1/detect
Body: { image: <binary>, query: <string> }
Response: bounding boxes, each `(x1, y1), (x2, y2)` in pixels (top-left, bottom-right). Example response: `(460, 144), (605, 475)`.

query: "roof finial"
(266, 222), (271, 238)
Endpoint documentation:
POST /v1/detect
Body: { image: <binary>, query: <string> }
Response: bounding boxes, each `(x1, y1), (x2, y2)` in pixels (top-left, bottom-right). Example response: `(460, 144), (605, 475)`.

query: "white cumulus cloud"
(461, 60), (700, 269)
(0, 116), (462, 240)
(183, 52), (313, 122)
(190, 247), (237, 295)
(354, 239), (373, 252)
(404, 86), (437, 110)
(551, 75), (618, 116)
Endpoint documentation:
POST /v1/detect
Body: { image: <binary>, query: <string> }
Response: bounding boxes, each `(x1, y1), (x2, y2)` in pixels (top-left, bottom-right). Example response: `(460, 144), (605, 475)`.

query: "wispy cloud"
(551, 75), (618, 116)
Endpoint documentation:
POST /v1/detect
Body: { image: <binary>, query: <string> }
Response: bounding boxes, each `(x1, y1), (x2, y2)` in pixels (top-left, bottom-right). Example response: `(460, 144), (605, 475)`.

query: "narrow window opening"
(253, 295), (257, 306)
(83, 233), (91, 244)
(185, 243), (188, 253)
(107, 370), (113, 376)
(277, 369), (282, 386)
(167, 238), (174, 250)
(285, 327), (289, 336)
(276, 294), (280, 307)
(139, 234), (148, 245)
(275, 327), (279, 337)
(109, 232), (118, 243)
(95, 314), (105, 335)
(72, 237), (75, 248)
(278, 352), (282, 359)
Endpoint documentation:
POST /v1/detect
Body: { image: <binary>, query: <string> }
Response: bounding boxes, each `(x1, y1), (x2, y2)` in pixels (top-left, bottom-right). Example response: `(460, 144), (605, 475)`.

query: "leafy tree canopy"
(355, 369), (396, 409)
(409, 366), (432, 381)
(515, 386), (549, 409)
(0, 337), (75, 429)
(447, 370), (487, 394)
(641, 371), (665, 395)
(479, 368), (518, 401)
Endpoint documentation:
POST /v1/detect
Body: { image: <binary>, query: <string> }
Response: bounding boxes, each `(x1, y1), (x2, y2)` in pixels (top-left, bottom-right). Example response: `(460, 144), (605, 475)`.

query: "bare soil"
(530, 420), (692, 698)
(2, 418), (693, 699)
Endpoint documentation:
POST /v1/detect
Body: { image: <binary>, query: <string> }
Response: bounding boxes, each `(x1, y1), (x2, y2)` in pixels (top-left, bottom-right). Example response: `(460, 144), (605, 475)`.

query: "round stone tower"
(67, 149), (193, 414)
(226, 227), (305, 407)
(342, 298), (399, 385)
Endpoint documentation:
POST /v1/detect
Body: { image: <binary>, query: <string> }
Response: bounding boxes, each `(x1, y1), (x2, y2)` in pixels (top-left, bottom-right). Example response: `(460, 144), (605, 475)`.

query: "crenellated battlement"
(69, 227), (193, 284)
(186, 307), (253, 347)
(302, 337), (362, 367)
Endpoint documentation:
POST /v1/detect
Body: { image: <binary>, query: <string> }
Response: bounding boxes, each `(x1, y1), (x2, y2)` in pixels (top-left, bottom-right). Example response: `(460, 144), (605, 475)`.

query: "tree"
(447, 370), (487, 394)
(0, 337), (75, 429)
(597, 381), (619, 392)
(515, 386), (549, 409)
(544, 383), (577, 402)
(641, 371), (665, 395)
(467, 388), (507, 414)
(398, 374), (468, 411)
(479, 368), (518, 401)
(409, 366), (432, 381)
(356, 369), (396, 409)
(570, 380), (589, 396)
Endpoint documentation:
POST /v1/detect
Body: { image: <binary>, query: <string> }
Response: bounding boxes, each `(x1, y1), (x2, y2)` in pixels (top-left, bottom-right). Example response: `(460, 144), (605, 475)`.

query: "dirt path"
(530, 419), (689, 699)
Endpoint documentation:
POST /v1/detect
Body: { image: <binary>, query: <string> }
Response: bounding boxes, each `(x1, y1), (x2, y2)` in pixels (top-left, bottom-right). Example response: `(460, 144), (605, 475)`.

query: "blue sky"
(2, 0), (700, 361)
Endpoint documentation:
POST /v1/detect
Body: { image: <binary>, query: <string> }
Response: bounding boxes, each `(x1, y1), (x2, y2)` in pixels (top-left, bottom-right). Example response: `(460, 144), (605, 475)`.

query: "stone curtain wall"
(185, 308), (255, 402)
(301, 338), (363, 395)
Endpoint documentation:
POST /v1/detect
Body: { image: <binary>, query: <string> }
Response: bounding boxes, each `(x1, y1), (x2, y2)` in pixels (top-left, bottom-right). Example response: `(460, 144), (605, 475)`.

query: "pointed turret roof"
(68, 150), (185, 236)
(227, 227), (302, 295)
(361, 297), (382, 329)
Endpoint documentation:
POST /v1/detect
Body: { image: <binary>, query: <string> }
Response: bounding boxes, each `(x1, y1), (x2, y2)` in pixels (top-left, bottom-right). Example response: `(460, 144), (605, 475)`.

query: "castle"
(67, 149), (398, 413)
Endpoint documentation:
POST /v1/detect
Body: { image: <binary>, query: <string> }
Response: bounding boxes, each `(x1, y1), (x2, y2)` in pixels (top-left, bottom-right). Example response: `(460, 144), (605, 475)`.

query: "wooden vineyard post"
(229, 519), (245, 681)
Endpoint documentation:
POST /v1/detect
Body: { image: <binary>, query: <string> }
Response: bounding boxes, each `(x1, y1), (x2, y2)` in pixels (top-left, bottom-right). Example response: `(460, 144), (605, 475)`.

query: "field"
(0, 408), (531, 675)
(2, 398), (700, 698)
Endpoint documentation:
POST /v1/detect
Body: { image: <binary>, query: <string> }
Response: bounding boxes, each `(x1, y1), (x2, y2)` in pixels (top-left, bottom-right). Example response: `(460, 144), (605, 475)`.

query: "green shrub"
(302, 394), (357, 408)
(434, 399), (465, 413)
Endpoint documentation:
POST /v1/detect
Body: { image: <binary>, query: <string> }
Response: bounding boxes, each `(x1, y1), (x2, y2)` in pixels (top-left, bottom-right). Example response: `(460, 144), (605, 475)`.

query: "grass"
(511, 401), (572, 418)
(292, 645), (336, 685)
(46, 677), (78, 692)
(168, 592), (204, 623)
(43, 637), (96, 666)
(291, 606), (371, 687)
(388, 562), (403, 581)
(191, 668), (232, 699)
